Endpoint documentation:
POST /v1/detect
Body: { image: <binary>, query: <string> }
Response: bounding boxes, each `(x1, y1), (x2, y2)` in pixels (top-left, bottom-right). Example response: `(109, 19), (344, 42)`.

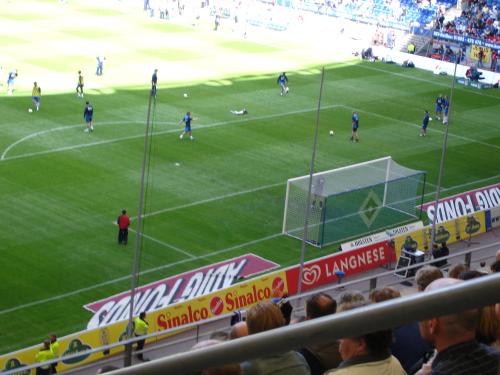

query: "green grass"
(1, 0), (500, 355)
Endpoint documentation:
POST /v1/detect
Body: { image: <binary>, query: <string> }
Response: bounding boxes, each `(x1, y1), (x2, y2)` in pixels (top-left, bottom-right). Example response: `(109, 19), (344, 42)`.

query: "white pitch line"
(129, 228), (195, 259)
(0, 232), (282, 315)
(0, 120), (149, 161)
(1, 105), (343, 161)
(352, 62), (500, 100)
(2, 174), (500, 315)
(135, 181), (285, 220)
(341, 104), (500, 151)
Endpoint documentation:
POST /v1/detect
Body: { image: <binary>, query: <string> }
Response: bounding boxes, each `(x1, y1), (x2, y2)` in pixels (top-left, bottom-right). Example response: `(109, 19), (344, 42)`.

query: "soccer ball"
(28, 108), (33, 113)
(329, 130), (334, 136)
(183, 93), (188, 98)
(429, 117), (433, 121)
(285, 86), (289, 93)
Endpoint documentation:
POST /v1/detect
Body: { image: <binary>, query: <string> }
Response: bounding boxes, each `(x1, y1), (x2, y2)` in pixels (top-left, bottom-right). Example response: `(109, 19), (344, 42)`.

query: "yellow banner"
(0, 271), (288, 373)
(394, 211), (485, 259)
(469, 45), (490, 63)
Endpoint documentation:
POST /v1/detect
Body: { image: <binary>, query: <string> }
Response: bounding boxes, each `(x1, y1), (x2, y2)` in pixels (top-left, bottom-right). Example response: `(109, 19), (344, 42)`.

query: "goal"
(282, 156), (426, 247)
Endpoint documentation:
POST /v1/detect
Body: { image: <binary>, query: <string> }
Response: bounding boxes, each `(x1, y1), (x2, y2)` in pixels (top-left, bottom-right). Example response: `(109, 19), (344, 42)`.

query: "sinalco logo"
(360, 191), (382, 228)
(62, 339), (92, 364)
(434, 226), (451, 243)
(3, 358), (30, 375)
(302, 265), (321, 286)
(465, 215), (481, 235)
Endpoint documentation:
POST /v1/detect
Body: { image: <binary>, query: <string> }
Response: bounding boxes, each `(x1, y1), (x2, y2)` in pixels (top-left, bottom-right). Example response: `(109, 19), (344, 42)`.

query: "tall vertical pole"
(297, 67), (325, 295)
(429, 47), (462, 250)
(124, 92), (155, 367)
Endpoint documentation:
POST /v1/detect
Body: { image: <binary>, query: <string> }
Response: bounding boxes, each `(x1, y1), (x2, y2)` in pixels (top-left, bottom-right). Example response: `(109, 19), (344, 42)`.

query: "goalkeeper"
(230, 108), (248, 115)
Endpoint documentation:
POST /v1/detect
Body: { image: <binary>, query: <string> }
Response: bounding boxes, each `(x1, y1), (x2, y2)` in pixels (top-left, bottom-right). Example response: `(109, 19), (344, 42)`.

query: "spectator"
(134, 312), (149, 361)
(325, 301), (406, 374)
(369, 287), (401, 302)
(432, 242), (450, 268)
(299, 293), (341, 375)
(273, 293), (293, 325)
(241, 301), (310, 375)
(192, 340), (242, 375)
(418, 278), (500, 374)
(370, 287), (434, 373)
(35, 340), (54, 375)
(210, 330), (229, 341)
(415, 266), (444, 292)
(490, 49), (498, 72)
(49, 334), (60, 373)
(230, 322), (248, 340)
(477, 305), (499, 346)
(338, 291), (365, 312)
(491, 259), (500, 273)
(448, 263), (468, 279)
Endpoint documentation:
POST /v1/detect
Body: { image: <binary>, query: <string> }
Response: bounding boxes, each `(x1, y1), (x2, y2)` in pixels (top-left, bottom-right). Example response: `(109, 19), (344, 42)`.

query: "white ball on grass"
(28, 108), (33, 113)
(183, 93), (188, 98)
(329, 130), (334, 136)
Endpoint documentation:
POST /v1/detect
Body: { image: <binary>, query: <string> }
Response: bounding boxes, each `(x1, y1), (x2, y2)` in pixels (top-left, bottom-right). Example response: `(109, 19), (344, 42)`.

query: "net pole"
(282, 181), (291, 234)
(382, 157), (392, 206)
(124, 91), (155, 367)
(430, 45), (461, 250)
(297, 67), (325, 296)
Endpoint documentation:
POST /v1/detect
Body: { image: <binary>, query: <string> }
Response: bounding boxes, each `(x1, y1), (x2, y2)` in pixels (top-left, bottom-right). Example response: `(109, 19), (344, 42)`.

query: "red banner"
(420, 183), (500, 223)
(285, 242), (395, 295)
(84, 254), (278, 329)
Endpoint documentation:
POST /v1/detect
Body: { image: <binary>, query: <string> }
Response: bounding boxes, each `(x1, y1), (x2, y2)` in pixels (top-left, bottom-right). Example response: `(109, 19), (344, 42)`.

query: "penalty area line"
(0, 232), (282, 315)
(1, 105), (343, 162)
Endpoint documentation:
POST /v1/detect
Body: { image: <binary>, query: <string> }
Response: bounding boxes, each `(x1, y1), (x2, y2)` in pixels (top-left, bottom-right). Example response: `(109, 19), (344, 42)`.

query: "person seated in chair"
(432, 242), (449, 268)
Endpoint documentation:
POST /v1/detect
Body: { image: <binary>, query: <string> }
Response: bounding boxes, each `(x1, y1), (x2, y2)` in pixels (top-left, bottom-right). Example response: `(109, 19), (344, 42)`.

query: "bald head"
(425, 276), (461, 292)
(229, 322), (248, 340)
(420, 278), (479, 351)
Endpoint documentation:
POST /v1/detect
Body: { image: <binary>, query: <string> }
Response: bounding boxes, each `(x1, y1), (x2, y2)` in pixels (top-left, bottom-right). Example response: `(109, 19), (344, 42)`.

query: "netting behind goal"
(282, 157), (426, 247)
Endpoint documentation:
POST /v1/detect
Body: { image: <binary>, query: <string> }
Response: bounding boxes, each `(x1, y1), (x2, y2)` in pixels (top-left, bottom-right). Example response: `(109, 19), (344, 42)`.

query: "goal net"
(282, 156), (426, 247)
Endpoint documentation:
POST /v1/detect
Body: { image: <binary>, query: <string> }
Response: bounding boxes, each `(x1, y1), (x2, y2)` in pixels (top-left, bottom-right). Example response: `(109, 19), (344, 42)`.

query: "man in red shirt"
(117, 209), (131, 245)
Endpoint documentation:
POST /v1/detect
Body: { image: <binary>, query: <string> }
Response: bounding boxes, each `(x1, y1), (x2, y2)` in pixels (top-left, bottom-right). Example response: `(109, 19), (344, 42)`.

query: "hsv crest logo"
(360, 191), (382, 227)
(302, 265), (321, 285)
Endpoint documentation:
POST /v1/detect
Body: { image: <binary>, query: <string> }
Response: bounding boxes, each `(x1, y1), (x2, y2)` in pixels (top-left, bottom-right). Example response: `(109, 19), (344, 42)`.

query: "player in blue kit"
(84, 101), (94, 133)
(442, 95), (449, 126)
(351, 111), (359, 142)
(420, 110), (430, 137)
(179, 111), (195, 140)
(435, 94), (443, 120)
(151, 69), (158, 97)
(277, 72), (289, 96)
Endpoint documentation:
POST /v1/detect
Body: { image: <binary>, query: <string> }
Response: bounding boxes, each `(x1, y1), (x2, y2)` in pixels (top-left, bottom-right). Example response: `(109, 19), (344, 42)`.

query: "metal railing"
(108, 273), (500, 375)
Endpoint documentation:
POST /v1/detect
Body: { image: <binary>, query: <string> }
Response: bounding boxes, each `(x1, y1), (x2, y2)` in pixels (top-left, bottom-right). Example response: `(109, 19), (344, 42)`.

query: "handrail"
(109, 273), (500, 375)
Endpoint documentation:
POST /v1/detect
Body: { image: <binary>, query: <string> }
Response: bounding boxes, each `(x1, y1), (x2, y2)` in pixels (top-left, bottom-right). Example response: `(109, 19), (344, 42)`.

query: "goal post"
(282, 157), (426, 247)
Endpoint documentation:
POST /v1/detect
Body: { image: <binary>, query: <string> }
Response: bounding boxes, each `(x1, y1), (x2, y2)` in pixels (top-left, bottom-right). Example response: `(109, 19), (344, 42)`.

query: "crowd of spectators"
(440, 0), (500, 42)
(188, 253), (500, 375)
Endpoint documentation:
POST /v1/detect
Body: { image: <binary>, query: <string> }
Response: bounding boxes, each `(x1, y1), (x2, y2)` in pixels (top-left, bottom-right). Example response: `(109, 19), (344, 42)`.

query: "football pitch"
(1, 0), (500, 354)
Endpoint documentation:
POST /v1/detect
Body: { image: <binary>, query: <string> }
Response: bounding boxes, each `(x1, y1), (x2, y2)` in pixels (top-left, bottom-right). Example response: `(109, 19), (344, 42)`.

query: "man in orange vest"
(117, 209), (131, 245)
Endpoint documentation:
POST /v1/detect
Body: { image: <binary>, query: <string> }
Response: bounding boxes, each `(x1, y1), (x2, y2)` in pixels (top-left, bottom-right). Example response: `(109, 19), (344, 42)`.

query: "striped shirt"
(430, 340), (500, 375)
